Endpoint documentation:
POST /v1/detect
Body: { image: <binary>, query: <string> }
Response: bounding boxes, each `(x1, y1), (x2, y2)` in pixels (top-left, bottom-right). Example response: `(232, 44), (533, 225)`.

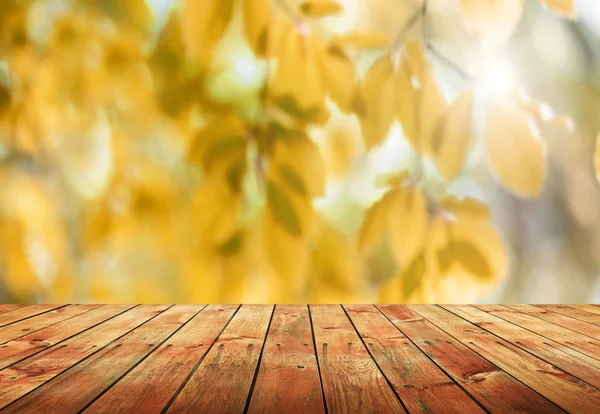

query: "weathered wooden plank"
(0, 305), (65, 327)
(345, 304), (484, 413)
(0, 305), (168, 408)
(570, 305), (600, 316)
(84, 304), (238, 414)
(0, 304), (99, 344)
(476, 304), (600, 360)
(377, 305), (562, 413)
(446, 305), (600, 388)
(417, 305), (600, 413)
(310, 304), (406, 413)
(538, 305), (600, 326)
(3, 305), (201, 413)
(0, 305), (133, 370)
(166, 304), (273, 413)
(0, 305), (28, 315)
(247, 305), (325, 414)
(506, 304), (600, 339)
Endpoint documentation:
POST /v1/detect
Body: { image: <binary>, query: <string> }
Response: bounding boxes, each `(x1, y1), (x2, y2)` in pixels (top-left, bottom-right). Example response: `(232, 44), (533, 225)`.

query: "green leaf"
(278, 164), (307, 196)
(267, 181), (302, 236)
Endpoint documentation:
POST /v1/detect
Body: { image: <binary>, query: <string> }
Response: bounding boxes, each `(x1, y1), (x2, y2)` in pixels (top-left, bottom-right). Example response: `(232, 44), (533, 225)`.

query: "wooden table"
(0, 304), (599, 413)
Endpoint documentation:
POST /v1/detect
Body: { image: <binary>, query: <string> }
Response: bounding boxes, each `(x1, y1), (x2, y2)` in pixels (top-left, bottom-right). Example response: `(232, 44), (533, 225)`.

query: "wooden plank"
(506, 304), (600, 339)
(247, 305), (325, 414)
(377, 305), (562, 413)
(344, 304), (484, 413)
(3, 305), (201, 413)
(0, 305), (168, 408)
(475, 305), (600, 360)
(310, 304), (406, 413)
(446, 305), (600, 388)
(166, 304), (273, 413)
(0, 305), (133, 370)
(0, 305), (65, 327)
(416, 305), (600, 413)
(538, 305), (600, 326)
(0, 305), (100, 344)
(569, 305), (600, 316)
(0, 305), (28, 315)
(84, 304), (238, 414)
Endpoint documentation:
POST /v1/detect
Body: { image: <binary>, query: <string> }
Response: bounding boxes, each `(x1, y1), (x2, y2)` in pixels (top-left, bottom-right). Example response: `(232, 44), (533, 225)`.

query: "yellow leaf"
(374, 170), (412, 188)
(486, 100), (547, 198)
(243, 0), (271, 56)
(271, 23), (327, 123)
(395, 62), (416, 148)
(434, 89), (473, 182)
(266, 180), (302, 237)
(414, 71), (447, 153)
(357, 54), (396, 149)
(441, 195), (490, 222)
(388, 186), (429, 265)
(459, 0), (524, 46)
(379, 253), (426, 303)
(317, 43), (356, 114)
(300, 0), (343, 17)
(596, 133), (600, 184)
(357, 189), (397, 254)
(333, 31), (390, 49)
(277, 163), (307, 197)
(540, 0), (576, 19)
(181, 0), (235, 65)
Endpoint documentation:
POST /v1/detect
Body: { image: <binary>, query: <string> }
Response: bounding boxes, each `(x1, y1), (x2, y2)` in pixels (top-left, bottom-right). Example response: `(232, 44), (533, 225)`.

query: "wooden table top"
(0, 304), (599, 413)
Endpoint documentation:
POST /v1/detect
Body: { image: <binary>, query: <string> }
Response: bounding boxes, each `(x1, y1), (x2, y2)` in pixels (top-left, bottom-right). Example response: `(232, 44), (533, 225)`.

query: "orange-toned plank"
(569, 305), (600, 316)
(0, 305), (133, 370)
(377, 305), (561, 413)
(3, 305), (201, 413)
(84, 304), (238, 414)
(310, 305), (405, 413)
(166, 305), (273, 413)
(247, 305), (325, 414)
(0, 305), (99, 344)
(345, 304), (484, 413)
(446, 305), (600, 388)
(0, 305), (28, 315)
(506, 304), (600, 339)
(0, 305), (168, 408)
(475, 305), (600, 360)
(0, 305), (65, 327)
(416, 305), (600, 413)
(538, 305), (600, 326)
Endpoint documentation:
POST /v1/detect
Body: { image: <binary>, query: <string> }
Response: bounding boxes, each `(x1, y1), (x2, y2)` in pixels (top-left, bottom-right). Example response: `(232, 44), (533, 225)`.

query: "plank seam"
(0, 305), (69, 328)
(308, 304), (329, 414)
(160, 304), (242, 414)
(0, 304), (172, 410)
(77, 305), (208, 413)
(242, 305), (276, 414)
(533, 305), (600, 326)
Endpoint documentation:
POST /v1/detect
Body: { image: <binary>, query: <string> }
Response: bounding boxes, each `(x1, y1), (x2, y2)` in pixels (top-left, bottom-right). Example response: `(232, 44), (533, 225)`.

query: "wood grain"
(166, 304), (273, 413)
(0, 305), (167, 408)
(418, 305), (600, 413)
(0, 305), (65, 327)
(3, 306), (201, 413)
(84, 304), (238, 414)
(538, 305), (600, 326)
(377, 304), (562, 413)
(506, 304), (600, 339)
(0, 305), (28, 315)
(310, 304), (406, 413)
(345, 304), (484, 413)
(247, 305), (325, 414)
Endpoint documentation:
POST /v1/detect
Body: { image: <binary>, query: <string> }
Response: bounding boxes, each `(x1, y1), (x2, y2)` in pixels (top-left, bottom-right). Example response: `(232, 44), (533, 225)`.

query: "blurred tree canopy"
(0, 0), (598, 304)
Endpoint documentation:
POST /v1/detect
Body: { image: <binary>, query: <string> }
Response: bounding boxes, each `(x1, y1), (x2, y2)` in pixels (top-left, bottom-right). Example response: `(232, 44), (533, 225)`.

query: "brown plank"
(247, 305), (325, 414)
(475, 305), (600, 360)
(569, 305), (600, 316)
(506, 304), (600, 339)
(0, 305), (133, 370)
(0, 305), (28, 315)
(0, 305), (168, 408)
(310, 304), (406, 413)
(416, 305), (600, 413)
(166, 304), (273, 413)
(3, 305), (201, 413)
(345, 304), (484, 413)
(0, 305), (65, 327)
(377, 305), (562, 413)
(84, 304), (238, 414)
(446, 305), (600, 388)
(0, 304), (100, 344)
(538, 305), (600, 326)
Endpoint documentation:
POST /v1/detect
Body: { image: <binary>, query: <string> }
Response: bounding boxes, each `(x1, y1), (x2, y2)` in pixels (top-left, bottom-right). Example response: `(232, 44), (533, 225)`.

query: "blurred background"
(0, 0), (599, 304)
